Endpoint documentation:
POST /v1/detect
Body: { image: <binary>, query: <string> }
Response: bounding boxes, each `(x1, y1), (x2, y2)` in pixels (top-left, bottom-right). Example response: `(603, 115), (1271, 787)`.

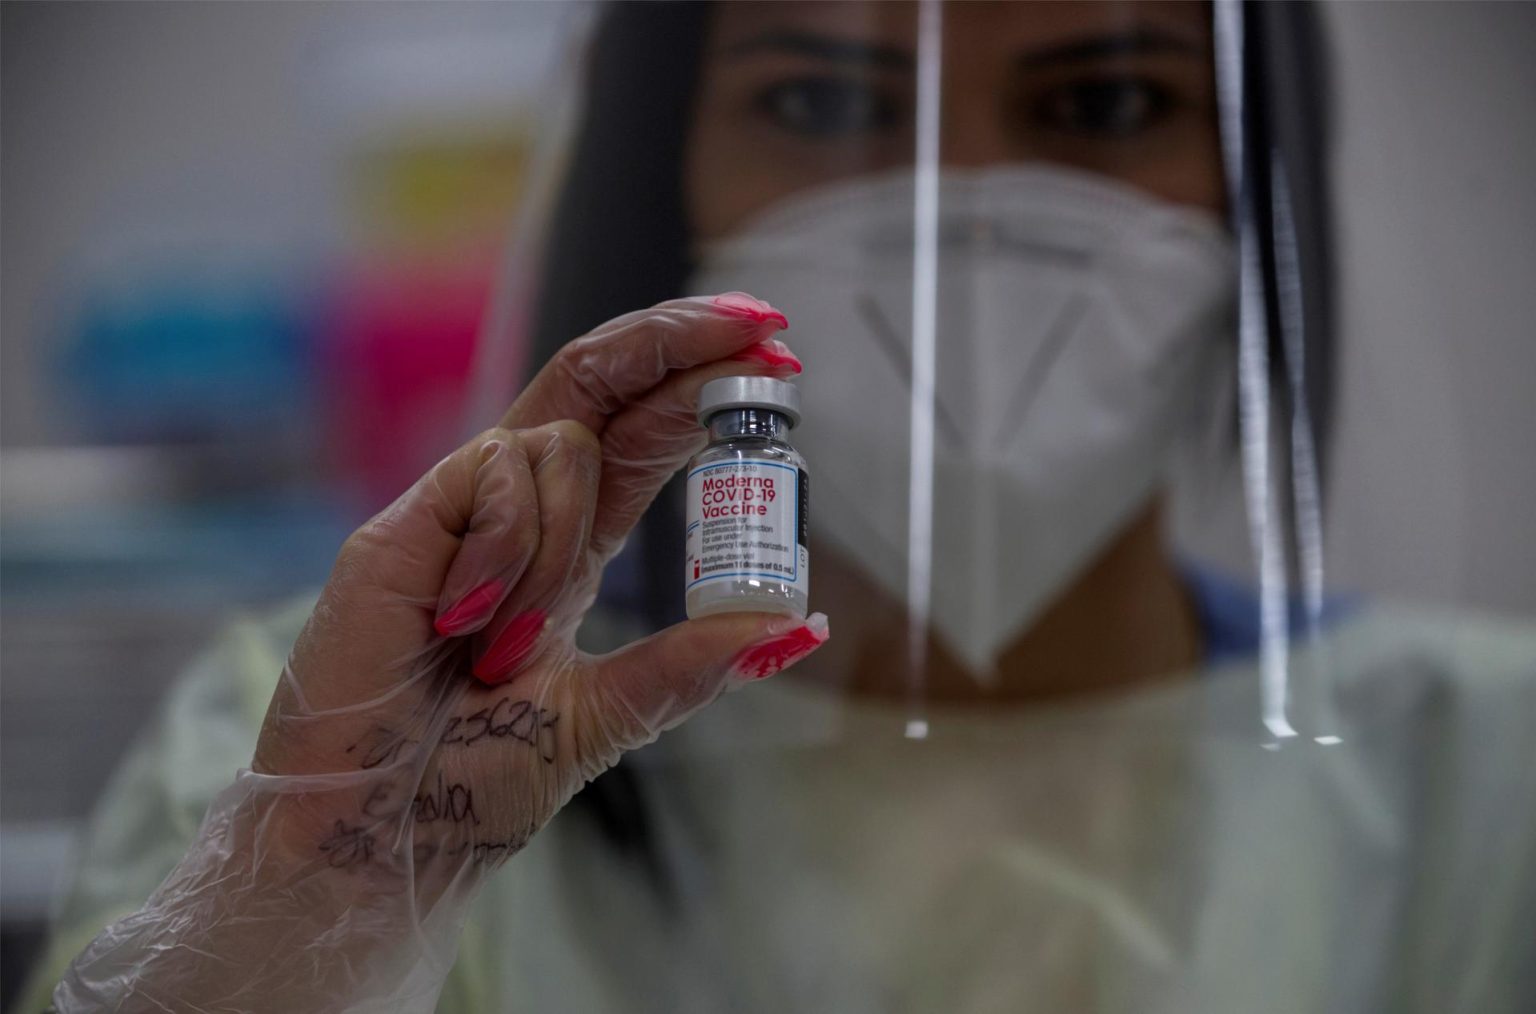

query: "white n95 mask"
(690, 166), (1235, 676)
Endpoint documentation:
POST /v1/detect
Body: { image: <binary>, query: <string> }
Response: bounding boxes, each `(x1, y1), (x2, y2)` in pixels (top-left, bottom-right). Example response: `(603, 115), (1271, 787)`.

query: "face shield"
(492, 0), (1317, 723)
(464, 2), (1536, 1009)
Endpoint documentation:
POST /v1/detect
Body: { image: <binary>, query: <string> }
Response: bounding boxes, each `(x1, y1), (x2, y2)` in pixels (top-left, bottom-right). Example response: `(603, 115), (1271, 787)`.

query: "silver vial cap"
(696, 375), (801, 428)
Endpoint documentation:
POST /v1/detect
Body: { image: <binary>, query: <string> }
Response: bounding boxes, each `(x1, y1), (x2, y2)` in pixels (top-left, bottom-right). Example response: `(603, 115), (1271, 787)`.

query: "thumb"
(583, 611), (831, 750)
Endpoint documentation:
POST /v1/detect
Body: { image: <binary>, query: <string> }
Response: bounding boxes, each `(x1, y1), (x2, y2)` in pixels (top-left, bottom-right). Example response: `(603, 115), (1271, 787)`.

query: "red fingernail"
(472, 610), (547, 684)
(733, 613), (829, 681)
(729, 339), (803, 374)
(434, 580), (507, 637)
(713, 292), (788, 330)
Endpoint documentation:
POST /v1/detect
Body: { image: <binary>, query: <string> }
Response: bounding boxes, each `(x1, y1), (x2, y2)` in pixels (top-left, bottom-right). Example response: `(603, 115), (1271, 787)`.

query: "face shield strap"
(902, 0), (946, 738)
(1270, 160), (1327, 650)
(1247, 4), (1337, 674)
(1214, 0), (1296, 742)
(1213, 0), (1340, 745)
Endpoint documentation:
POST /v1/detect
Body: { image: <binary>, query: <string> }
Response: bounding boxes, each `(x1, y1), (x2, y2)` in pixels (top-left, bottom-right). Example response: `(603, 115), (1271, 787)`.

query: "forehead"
(708, 1), (1211, 55)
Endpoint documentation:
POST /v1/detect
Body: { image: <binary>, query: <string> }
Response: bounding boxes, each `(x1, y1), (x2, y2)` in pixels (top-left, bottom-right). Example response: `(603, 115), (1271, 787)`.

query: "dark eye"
(1031, 77), (1174, 138)
(754, 76), (901, 139)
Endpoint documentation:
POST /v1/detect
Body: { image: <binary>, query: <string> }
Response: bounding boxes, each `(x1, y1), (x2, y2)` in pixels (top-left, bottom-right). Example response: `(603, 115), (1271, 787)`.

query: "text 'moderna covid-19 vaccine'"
(685, 376), (808, 620)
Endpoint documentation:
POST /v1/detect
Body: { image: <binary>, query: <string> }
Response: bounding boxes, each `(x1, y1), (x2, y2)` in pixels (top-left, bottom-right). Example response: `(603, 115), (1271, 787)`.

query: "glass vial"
(685, 376), (809, 620)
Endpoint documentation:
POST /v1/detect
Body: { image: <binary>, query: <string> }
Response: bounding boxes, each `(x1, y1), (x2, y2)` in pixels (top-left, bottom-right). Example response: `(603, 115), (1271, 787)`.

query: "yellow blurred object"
(349, 125), (532, 253)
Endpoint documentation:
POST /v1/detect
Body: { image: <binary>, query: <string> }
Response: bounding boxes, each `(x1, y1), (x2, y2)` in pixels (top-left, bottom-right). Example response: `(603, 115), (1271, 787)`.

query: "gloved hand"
(55, 294), (830, 1013)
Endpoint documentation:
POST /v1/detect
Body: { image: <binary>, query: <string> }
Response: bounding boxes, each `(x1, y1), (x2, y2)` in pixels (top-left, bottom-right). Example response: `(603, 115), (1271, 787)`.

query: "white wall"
(1324, 0), (1536, 617)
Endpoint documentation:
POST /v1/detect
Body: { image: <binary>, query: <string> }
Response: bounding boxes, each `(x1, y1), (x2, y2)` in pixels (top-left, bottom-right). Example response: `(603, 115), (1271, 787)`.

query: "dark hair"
(529, 2), (714, 889)
(530, 0), (1337, 873)
(532, 2), (711, 635)
(532, 3), (712, 369)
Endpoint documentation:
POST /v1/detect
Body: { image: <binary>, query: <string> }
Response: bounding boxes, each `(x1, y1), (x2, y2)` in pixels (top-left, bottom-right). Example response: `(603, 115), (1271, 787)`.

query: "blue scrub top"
(1182, 563), (1356, 666)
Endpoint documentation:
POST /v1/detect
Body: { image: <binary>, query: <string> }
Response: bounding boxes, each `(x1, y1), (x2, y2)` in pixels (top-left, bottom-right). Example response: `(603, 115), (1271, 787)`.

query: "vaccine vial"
(685, 376), (809, 620)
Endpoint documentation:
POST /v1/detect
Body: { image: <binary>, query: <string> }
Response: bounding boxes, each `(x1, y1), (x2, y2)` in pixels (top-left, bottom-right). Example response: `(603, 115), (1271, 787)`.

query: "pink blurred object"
(320, 250), (521, 508)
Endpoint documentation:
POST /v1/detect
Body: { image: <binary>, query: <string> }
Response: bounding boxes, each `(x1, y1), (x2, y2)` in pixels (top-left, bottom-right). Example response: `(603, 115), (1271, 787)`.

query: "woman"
(32, 4), (1536, 1012)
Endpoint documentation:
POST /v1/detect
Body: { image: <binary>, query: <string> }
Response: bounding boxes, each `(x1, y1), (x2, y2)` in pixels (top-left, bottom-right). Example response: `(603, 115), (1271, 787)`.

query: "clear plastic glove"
(54, 294), (830, 1013)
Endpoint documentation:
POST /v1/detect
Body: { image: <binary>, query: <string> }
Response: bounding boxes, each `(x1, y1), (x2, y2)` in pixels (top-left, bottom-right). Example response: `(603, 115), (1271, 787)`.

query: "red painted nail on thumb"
(733, 616), (829, 681)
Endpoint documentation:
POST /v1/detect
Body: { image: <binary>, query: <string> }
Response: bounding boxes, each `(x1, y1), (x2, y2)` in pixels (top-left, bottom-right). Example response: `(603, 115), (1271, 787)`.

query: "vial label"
(685, 458), (808, 593)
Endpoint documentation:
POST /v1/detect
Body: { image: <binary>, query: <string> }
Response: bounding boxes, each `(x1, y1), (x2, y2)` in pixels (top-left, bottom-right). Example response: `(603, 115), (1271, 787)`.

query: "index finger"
(499, 293), (787, 435)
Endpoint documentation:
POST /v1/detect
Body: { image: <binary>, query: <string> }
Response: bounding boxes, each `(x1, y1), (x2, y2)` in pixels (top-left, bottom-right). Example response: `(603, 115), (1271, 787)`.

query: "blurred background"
(2, 2), (1534, 1008)
(0, 3), (569, 1003)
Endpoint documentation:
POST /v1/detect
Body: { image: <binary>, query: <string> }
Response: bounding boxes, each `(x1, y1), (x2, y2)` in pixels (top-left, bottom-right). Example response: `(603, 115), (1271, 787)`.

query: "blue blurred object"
(58, 271), (320, 443)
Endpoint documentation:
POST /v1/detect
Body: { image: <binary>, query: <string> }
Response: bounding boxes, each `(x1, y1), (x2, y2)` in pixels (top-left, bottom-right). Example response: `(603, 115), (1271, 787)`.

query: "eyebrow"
(720, 25), (1202, 73)
(721, 30), (914, 71)
(1017, 27), (1206, 69)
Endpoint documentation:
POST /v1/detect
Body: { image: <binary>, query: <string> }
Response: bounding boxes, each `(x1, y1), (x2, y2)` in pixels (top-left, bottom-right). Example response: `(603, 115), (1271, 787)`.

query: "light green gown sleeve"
(15, 599), (310, 1013)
